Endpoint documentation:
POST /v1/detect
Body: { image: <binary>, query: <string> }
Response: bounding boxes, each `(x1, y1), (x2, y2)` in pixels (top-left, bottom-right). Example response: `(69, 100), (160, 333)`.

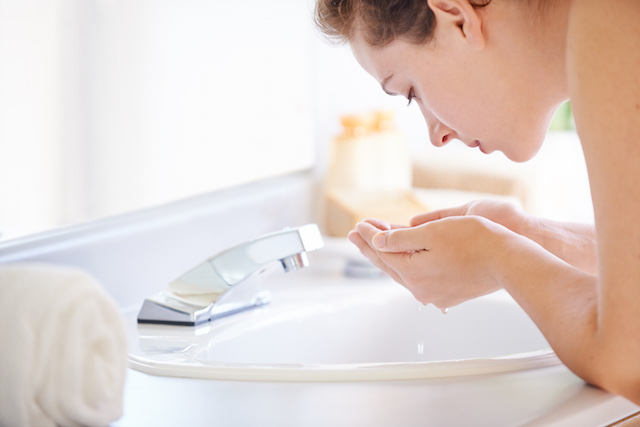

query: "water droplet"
(417, 342), (424, 355)
(441, 307), (449, 315)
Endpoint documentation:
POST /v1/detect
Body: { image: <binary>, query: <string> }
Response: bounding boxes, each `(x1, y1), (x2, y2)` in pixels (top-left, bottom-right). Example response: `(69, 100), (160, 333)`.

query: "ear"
(427, 0), (486, 50)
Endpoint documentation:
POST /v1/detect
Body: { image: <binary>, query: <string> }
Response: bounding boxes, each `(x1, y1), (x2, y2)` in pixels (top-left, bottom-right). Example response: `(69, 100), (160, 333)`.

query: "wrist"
(492, 229), (544, 290)
(518, 210), (543, 242)
(479, 216), (522, 289)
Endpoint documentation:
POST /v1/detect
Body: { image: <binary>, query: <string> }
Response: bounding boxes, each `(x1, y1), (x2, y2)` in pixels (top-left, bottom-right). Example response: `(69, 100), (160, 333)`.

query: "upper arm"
(567, 0), (640, 376)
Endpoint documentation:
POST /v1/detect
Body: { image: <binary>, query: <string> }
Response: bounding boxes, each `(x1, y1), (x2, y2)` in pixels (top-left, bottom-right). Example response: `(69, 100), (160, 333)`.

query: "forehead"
(351, 31), (430, 82)
(350, 32), (394, 82)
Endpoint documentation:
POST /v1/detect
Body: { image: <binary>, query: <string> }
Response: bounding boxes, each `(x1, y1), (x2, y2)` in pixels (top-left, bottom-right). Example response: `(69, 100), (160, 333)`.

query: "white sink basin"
(125, 249), (560, 381)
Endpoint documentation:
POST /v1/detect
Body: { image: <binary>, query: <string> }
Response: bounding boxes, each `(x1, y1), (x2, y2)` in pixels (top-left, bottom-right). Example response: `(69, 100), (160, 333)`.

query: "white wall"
(81, 0), (314, 218)
(0, 1), (67, 238)
(0, 0), (315, 240)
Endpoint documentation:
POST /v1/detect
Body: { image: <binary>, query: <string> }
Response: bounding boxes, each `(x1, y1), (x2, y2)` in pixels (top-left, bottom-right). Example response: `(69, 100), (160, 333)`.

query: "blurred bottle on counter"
(324, 110), (428, 237)
(325, 110), (412, 193)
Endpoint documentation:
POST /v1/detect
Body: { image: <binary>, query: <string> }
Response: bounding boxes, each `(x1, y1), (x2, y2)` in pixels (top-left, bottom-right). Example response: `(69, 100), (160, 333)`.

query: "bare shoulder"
(567, 0), (640, 135)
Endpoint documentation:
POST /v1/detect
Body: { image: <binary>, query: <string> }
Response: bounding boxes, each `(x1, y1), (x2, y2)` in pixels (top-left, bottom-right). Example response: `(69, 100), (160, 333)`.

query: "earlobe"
(427, 0), (486, 50)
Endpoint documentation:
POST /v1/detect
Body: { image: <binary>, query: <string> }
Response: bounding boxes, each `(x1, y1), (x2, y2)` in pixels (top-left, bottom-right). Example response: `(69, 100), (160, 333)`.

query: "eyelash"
(406, 88), (415, 106)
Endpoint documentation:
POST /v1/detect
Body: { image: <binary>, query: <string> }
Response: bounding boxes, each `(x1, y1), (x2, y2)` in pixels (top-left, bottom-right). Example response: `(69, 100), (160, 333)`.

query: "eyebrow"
(381, 75), (396, 96)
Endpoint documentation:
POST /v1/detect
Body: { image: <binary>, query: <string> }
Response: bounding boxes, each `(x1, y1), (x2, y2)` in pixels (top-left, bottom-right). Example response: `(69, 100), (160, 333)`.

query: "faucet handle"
(293, 223), (324, 253)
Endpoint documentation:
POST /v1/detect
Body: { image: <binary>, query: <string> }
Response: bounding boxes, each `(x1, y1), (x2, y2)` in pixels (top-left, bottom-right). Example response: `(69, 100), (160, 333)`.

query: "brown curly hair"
(314, 0), (491, 47)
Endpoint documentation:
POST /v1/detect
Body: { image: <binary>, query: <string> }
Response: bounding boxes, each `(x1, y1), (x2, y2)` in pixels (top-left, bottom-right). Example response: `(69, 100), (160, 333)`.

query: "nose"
(431, 124), (455, 147)
(421, 106), (457, 148)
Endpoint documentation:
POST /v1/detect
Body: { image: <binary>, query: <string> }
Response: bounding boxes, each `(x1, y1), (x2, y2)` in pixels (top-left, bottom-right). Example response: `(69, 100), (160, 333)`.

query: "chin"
(504, 149), (539, 163)
(502, 136), (546, 163)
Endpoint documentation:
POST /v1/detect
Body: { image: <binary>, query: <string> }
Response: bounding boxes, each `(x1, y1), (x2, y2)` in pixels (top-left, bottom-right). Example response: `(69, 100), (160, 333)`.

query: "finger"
(348, 231), (405, 284)
(355, 220), (385, 243)
(368, 224), (432, 253)
(361, 218), (409, 231)
(389, 222), (408, 229)
(410, 205), (469, 226)
(375, 249), (429, 295)
(362, 218), (391, 231)
(350, 232), (436, 303)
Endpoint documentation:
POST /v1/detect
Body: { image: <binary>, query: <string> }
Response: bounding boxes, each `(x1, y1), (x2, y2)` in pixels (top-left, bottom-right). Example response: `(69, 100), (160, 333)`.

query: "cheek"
(420, 75), (492, 136)
(428, 99), (492, 140)
(417, 71), (550, 162)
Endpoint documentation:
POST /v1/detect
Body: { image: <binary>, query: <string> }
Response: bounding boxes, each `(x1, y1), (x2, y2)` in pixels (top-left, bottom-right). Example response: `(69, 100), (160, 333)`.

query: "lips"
(466, 140), (490, 154)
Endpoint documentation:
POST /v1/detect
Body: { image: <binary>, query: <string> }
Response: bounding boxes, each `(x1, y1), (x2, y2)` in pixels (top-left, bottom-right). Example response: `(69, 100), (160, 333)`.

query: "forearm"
(496, 235), (604, 387)
(518, 215), (597, 275)
(496, 233), (640, 403)
(416, 201), (599, 275)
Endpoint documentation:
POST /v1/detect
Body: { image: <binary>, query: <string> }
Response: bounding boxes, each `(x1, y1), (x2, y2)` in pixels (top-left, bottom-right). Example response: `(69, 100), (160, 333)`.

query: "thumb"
(372, 226), (430, 253)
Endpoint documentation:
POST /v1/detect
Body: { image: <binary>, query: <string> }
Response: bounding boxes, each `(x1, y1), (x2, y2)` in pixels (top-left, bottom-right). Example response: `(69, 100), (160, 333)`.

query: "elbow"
(579, 351), (640, 405)
(600, 375), (640, 405)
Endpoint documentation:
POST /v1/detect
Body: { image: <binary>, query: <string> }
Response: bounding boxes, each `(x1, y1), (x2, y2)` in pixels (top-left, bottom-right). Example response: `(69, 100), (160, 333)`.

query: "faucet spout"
(281, 252), (309, 272)
(137, 224), (324, 326)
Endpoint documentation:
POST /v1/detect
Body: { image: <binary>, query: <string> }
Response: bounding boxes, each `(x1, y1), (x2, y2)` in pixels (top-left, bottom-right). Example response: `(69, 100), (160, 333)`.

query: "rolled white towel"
(0, 263), (127, 427)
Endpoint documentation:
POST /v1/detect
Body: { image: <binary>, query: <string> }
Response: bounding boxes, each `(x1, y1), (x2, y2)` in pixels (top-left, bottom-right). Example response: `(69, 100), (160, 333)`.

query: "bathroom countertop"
(115, 365), (638, 427)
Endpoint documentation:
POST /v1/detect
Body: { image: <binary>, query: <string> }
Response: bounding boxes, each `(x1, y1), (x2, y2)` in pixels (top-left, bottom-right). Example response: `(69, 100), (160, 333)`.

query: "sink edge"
(127, 349), (562, 382)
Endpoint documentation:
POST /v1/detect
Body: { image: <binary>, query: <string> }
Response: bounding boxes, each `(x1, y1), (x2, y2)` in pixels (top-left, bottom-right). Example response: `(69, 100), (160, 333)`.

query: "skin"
(345, 0), (640, 404)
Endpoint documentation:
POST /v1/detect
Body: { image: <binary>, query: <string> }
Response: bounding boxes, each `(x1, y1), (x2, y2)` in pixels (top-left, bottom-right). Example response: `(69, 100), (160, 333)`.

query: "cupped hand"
(348, 214), (515, 309)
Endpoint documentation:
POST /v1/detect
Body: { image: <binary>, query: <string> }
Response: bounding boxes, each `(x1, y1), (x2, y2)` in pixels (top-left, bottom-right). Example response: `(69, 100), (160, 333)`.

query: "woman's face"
(350, 15), (559, 162)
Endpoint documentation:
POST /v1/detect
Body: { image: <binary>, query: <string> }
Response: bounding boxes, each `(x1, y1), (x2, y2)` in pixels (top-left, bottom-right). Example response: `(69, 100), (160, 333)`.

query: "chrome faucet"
(137, 224), (324, 326)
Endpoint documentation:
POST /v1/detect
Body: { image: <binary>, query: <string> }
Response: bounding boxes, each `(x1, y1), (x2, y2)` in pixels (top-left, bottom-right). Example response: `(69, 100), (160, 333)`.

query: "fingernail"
(373, 233), (386, 249)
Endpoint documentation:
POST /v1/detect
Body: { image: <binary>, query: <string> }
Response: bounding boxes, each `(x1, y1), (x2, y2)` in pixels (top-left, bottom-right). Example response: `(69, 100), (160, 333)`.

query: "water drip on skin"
(441, 308), (449, 315)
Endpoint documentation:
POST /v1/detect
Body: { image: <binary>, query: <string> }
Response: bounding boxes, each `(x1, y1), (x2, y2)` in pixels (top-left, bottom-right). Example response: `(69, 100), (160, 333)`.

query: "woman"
(315, 0), (640, 403)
